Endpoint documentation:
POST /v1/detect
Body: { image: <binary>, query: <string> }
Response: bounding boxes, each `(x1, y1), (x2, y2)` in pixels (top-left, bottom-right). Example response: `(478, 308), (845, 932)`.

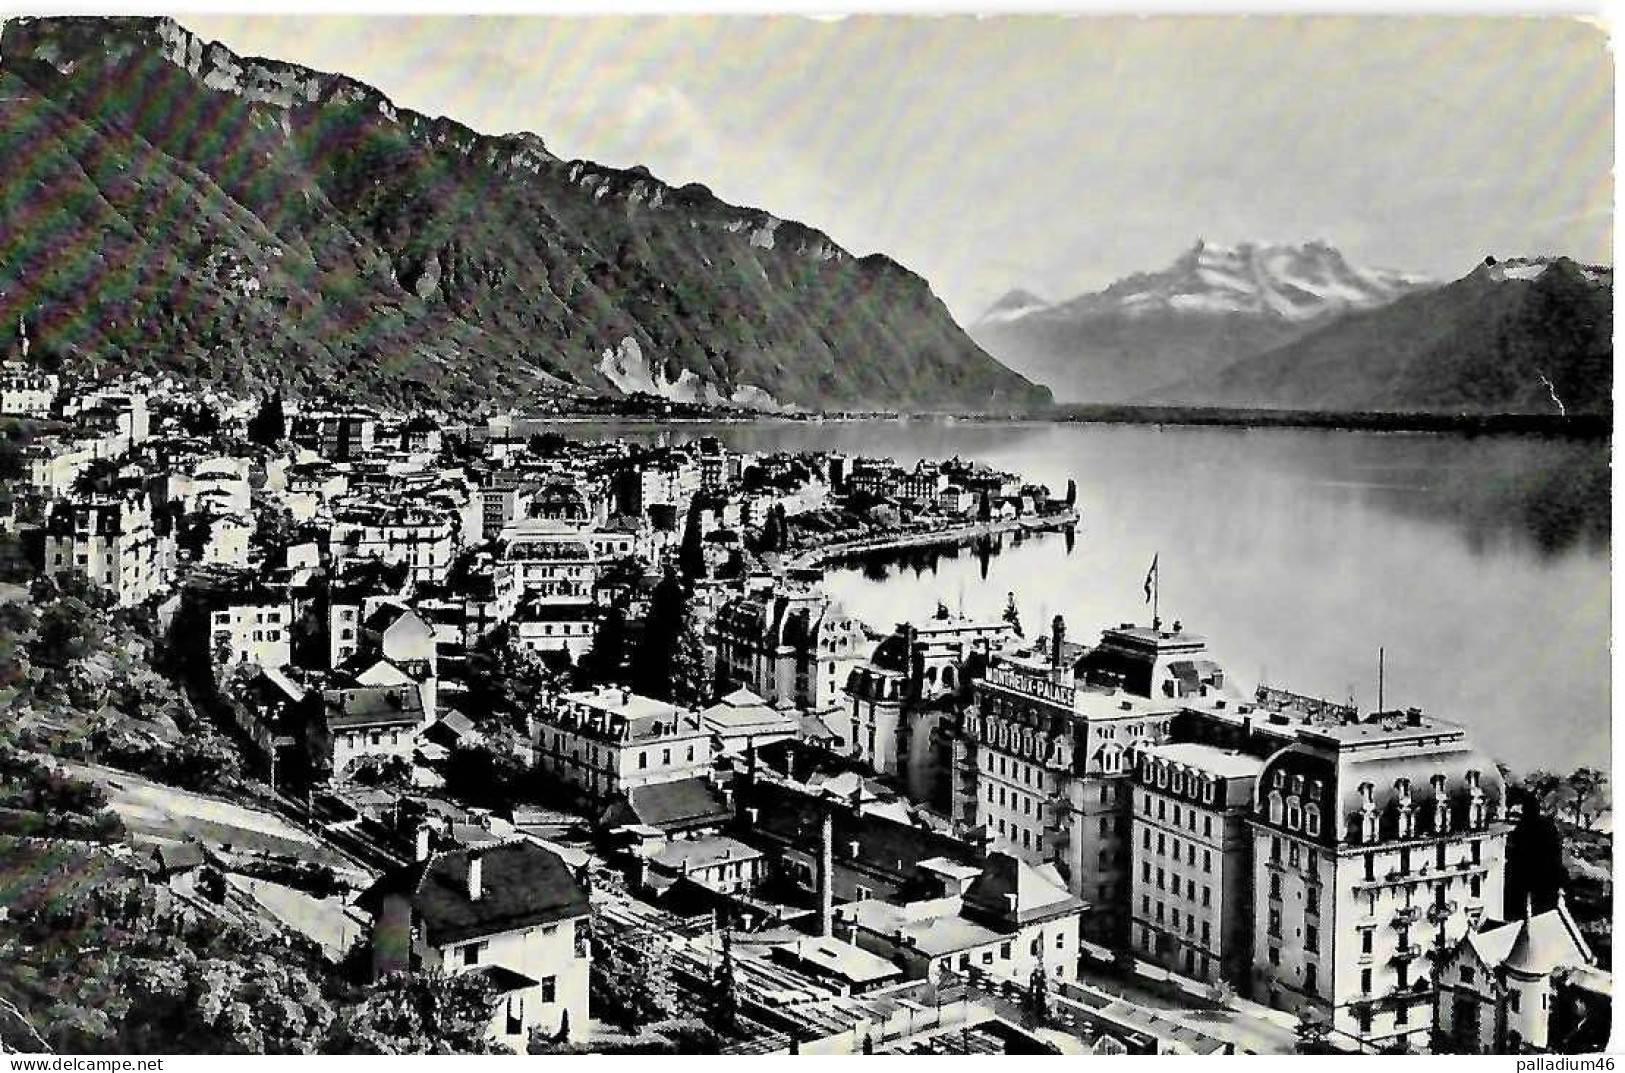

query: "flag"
(1143, 554), (1158, 604)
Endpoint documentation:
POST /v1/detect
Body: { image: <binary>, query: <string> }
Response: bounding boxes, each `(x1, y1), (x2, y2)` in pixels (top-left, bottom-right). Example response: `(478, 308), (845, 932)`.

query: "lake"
(544, 419), (1610, 776)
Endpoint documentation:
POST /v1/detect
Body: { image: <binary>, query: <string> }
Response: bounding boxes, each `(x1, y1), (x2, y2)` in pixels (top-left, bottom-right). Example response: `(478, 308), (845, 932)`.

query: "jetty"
(789, 508), (1080, 570)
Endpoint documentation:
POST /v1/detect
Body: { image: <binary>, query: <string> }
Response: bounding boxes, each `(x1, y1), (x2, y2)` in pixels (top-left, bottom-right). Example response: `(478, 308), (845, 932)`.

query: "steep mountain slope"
(0, 16), (1048, 413)
(971, 240), (1432, 403)
(1148, 257), (1613, 414)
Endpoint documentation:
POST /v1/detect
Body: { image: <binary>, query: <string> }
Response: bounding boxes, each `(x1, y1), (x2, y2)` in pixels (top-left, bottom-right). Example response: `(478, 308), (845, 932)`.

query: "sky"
(183, 15), (1613, 323)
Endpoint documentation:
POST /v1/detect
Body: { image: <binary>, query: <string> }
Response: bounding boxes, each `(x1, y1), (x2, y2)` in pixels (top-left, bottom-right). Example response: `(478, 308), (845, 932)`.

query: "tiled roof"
(358, 840), (588, 948)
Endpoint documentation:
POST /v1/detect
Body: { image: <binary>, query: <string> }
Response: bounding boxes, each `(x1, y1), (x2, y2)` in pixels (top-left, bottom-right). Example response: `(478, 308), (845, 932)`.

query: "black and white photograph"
(0, 6), (1612, 1059)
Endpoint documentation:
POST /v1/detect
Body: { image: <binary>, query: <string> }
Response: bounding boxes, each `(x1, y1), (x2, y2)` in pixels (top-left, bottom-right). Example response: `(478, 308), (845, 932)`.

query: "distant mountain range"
(971, 240), (1434, 405)
(0, 16), (1049, 414)
(975, 242), (1611, 417)
(1149, 256), (1613, 415)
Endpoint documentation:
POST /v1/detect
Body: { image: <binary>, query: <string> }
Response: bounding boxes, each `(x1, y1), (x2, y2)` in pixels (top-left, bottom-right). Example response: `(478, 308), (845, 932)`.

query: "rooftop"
(1138, 742), (1265, 779)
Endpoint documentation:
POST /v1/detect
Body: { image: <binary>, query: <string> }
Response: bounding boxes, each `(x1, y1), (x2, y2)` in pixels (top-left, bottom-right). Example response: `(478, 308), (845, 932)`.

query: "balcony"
(1427, 901), (1458, 923)
(1391, 943), (1423, 962)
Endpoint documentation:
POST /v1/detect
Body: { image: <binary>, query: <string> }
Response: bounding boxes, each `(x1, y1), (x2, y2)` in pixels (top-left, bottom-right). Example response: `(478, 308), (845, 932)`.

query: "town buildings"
(1435, 895), (1605, 1053)
(712, 584), (868, 711)
(363, 837), (591, 1045)
(533, 685), (713, 803)
(43, 493), (172, 606)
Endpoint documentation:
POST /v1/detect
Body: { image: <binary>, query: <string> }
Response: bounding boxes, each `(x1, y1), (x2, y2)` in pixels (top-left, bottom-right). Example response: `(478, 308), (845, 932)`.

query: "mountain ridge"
(1145, 255), (1613, 414)
(970, 239), (1433, 403)
(0, 15), (1049, 413)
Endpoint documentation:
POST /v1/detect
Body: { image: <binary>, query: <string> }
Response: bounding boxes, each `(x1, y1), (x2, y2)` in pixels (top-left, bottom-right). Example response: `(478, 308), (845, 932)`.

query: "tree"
(636, 566), (687, 701)
(1293, 1011), (1332, 1054)
(1565, 768), (1609, 829)
(1520, 769), (1565, 817)
(1065, 479), (1077, 508)
(706, 929), (740, 1038)
(1002, 592), (1024, 637)
(247, 391), (286, 447)
(324, 971), (508, 1055)
(581, 603), (628, 687)
(759, 506), (782, 553)
(678, 497), (706, 581)
(671, 617), (714, 708)
(1023, 959), (1051, 1027)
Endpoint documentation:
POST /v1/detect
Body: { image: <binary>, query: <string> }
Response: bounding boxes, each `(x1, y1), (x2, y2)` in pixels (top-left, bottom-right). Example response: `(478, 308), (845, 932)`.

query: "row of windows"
(1141, 862), (1213, 906)
(1144, 828), (1215, 872)
(1138, 901), (1214, 946)
(1142, 793), (1216, 837)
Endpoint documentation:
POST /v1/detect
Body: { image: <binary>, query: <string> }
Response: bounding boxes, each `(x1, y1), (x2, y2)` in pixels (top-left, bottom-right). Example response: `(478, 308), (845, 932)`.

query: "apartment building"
(1129, 742), (1263, 987)
(1249, 709), (1509, 1051)
(43, 493), (172, 606)
(533, 685), (713, 804)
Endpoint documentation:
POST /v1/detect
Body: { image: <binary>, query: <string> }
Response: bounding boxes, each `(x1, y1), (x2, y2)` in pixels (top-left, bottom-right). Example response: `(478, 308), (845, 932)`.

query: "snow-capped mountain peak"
(1082, 239), (1433, 322)
(976, 288), (1052, 325)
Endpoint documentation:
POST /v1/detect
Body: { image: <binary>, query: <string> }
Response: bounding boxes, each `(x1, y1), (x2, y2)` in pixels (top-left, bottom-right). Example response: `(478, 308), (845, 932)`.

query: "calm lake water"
(548, 419), (1610, 776)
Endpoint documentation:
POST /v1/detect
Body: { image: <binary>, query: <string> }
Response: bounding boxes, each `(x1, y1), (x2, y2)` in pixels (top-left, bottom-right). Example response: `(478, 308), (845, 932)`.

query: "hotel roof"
(1139, 742), (1266, 779)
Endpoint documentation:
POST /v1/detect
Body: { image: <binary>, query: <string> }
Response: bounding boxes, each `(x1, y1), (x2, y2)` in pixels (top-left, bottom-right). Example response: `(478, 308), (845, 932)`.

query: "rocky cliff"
(0, 16), (1049, 413)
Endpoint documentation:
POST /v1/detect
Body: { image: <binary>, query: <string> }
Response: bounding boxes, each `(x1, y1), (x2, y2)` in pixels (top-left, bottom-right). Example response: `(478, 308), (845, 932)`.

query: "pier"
(789, 508), (1080, 570)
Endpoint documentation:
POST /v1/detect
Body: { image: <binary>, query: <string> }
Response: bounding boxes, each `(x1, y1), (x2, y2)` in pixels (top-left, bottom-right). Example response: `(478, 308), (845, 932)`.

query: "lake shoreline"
(469, 406), (1610, 440)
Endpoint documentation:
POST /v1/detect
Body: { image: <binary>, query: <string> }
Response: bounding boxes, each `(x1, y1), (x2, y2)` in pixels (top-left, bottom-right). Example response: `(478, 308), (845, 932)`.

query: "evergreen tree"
(707, 929), (740, 1037)
(582, 603), (628, 687)
(759, 505), (782, 553)
(773, 504), (790, 551)
(1003, 592), (1024, 637)
(678, 497), (707, 581)
(247, 390), (286, 447)
(671, 615), (714, 708)
(636, 566), (687, 700)
(1023, 958), (1051, 1026)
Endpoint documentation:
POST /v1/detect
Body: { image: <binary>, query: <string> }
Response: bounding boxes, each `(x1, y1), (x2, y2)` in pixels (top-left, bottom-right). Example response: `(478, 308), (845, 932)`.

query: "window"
(1000, 942), (1012, 960)
(1361, 968), (1372, 993)
(1510, 992), (1520, 1013)
(1268, 908), (1281, 938)
(1202, 850), (1212, 872)
(1461, 966), (1475, 985)
(462, 942), (484, 966)
(1304, 963), (1317, 992)
(855, 885), (873, 901)
(541, 976), (557, 1003)
(1268, 947), (1280, 966)
(1471, 839), (1482, 864)
(638, 751), (648, 770)
(1305, 925), (1319, 953)
(1364, 852), (1375, 881)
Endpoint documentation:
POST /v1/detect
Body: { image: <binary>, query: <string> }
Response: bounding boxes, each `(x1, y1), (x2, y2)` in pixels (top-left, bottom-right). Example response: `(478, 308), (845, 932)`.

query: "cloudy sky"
(185, 15), (1613, 322)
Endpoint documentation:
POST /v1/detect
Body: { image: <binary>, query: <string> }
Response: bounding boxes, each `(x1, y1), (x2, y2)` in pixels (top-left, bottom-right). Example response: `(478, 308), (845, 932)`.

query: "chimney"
(1050, 615), (1066, 671)
(467, 851), (484, 902)
(818, 808), (835, 938)
(415, 823), (433, 862)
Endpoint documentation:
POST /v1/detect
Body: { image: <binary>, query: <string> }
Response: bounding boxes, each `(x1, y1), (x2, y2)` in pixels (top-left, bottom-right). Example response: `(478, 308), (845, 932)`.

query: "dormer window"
(1286, 798), (1302, 830)
(1304, 804), (1321, 837)
(1268, 791), (1284, 825)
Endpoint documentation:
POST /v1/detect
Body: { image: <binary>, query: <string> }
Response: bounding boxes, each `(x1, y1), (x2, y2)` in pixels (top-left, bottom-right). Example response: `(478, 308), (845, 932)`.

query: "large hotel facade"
(950, 615), (1513, 1050)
